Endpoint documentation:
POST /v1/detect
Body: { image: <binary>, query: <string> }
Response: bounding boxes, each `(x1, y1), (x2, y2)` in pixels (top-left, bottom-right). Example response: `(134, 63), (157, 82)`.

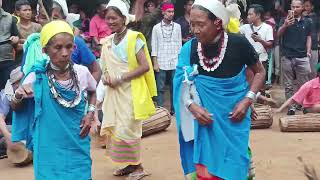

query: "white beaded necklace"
(197, 32), (228, 72)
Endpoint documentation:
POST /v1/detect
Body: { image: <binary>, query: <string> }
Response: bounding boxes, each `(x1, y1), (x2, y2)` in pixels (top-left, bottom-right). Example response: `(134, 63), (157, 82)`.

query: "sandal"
(126, 171), (150, 180)
(0, 140), (7, 159)
(113, 165), (136, 176)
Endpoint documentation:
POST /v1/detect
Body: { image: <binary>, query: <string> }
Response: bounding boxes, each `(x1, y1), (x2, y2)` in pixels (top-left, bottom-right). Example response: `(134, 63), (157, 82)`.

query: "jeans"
(282, 56), (311, 100)
(155, 70), (175, 112)
(0, 61), (15, 90)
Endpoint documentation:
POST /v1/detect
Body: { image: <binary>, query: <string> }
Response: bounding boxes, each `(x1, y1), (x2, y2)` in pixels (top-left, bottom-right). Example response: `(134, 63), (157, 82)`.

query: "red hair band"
(161, 3), (174, 12)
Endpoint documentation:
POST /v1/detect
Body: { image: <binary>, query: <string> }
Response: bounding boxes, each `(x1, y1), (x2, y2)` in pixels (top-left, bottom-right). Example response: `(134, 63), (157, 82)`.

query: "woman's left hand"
(90, 113), (101, 135)
(229, 98), (253, 122)
(250, 104), (258, 121)
(80, 113), (93, 138)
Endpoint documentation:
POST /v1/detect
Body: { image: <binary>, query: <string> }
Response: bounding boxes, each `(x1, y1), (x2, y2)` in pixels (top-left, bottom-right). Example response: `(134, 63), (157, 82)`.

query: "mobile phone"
(288, 10), (294, 19)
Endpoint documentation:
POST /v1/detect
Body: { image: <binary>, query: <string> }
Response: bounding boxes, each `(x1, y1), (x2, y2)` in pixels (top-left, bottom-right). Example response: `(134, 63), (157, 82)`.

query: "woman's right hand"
(153, 61), (160, 72)
(188, 103), (213, 126)
(102, 73), (112, 86)
(14, 84), (34, 100)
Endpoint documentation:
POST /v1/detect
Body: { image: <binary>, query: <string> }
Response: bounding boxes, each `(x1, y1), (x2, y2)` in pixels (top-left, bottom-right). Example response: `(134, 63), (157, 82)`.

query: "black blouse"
(190, 33), (259, 78)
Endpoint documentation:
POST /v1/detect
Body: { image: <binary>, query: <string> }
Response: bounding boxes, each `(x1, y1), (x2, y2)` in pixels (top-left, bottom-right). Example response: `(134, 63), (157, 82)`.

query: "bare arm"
(306, 35), (312, 54)
(93, 37), (100, 46)
(122, 48), (150, 81)
(11, 84), (34, 111)
(276, 97), (296, 112)
(277, 17), (294, 39)
(87, 61), (102, 83)
(229, 61), (266, 121)
(151, 27), (159, 71)
(0, 115), (11, 140)
(152, 56), (159, 72)
(259, 40), (273, 49)
(80, 90), (96, 138)
(247, 61), (266, 94)
(277, 24), (288, 38)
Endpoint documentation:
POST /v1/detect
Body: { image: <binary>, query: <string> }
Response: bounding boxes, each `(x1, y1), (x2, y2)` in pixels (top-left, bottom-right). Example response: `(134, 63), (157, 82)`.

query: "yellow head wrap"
(40, 20), (74, 48)
(227, 17), (240, 33)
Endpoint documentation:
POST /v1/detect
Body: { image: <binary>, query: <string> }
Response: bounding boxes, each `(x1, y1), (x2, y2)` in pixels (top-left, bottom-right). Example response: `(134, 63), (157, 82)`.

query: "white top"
(240, 23), (274, 62)
(96, 80), (106, 103)
(151, 20), (182, 70)
(23, 64), (97, 92)
(111, 32), (145, 63)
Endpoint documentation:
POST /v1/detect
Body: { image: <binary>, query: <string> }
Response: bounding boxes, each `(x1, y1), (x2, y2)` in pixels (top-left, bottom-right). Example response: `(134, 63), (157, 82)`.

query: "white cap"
(106, 0), (135, 25)
(193, 0), (230, 28)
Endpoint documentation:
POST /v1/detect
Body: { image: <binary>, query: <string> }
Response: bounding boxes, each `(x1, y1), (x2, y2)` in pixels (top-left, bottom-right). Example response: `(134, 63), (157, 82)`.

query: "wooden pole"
(38, 0), (51, 21)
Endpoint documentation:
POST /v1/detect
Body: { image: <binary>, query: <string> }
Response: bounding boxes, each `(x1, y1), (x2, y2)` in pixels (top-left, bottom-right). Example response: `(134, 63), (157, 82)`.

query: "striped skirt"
(106, 136), (141, 165)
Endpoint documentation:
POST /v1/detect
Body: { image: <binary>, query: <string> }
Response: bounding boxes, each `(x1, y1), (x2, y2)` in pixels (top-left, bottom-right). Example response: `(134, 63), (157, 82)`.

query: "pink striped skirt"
(106, 136), (141, 165)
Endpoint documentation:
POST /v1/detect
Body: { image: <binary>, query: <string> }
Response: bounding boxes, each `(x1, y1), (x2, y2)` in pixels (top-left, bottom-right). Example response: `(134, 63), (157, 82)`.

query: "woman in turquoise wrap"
(173, 0), (266, 179)
(11, 20), (97, 180)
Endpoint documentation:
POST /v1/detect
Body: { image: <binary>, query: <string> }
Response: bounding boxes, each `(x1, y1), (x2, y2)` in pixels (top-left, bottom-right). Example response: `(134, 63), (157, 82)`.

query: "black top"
(304, 13), (320, 50)
(280, 17), (312, 58)
(175, 16), (193, 42)
(190, 33), (259, 78)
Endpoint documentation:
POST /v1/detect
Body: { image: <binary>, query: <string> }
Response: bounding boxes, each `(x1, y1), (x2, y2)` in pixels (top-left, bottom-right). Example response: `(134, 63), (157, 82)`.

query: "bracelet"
(245, 91), (256, 101)
(12, 94), (23, 103)
(185, 99), (194, 109)
(88, 104), (96, 113)
(116, 74), (123, 83)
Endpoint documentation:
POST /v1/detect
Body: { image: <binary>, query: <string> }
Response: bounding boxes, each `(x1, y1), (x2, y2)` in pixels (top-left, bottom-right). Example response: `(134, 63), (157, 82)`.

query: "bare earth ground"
(0, 86), (320, 180)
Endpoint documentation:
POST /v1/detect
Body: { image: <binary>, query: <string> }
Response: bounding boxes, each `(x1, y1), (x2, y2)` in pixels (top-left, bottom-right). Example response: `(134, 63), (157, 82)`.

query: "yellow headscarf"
(227, 17), (240, 33)
(40, 20), (74, 48)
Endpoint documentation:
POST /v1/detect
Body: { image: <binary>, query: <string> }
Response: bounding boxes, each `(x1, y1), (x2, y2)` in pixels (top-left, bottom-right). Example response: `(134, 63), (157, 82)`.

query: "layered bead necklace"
(47, 63), (82, 108)
(197, 32), (228, 72)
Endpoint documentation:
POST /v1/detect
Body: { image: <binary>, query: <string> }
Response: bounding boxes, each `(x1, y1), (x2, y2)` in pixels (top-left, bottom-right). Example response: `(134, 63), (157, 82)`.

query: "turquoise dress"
(12, 63), (92, 180)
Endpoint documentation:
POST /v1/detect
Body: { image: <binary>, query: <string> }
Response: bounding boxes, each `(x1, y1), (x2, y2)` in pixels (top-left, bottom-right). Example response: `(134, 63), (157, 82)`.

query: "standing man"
(240, 4), (274, 75)
(151, 2), (182, 114)
(15, 0), (42, 65)
(0, 0), (19, 90)
(15, 0), (42, 41)
(277, 0), (312, 115)
(303, 0), (319, 79)
(176, 0), (194, 44)
(89, 2), (112, 58)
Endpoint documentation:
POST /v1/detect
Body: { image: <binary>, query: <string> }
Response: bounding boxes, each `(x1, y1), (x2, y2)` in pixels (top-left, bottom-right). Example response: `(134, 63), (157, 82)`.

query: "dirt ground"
(0, 86), (320, 180)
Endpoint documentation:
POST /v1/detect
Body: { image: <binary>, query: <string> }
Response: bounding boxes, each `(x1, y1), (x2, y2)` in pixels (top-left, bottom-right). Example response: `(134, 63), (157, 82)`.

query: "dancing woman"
(12, 20), (96, 179)
(99, 0), (157, 179)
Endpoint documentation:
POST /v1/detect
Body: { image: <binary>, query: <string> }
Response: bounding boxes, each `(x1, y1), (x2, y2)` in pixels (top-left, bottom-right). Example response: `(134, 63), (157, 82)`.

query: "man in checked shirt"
(151, 2), (182, 115)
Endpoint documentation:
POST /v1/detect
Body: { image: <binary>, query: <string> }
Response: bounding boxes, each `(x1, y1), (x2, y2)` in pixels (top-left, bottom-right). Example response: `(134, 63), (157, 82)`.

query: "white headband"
(106, 0), (135, 25)
(193, 0), (230, 28)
